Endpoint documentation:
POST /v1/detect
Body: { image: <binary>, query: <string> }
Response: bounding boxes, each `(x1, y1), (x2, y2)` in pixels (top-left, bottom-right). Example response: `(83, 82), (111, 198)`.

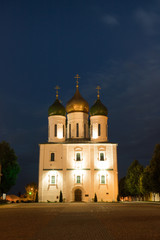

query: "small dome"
(48, 99), (66, 116)
(90, 99), (108, 116)
(66, 87), (89, 114)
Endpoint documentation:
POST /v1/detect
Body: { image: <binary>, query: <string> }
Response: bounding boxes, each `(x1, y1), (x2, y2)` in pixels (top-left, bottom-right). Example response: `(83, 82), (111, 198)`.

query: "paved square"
(0, 202), (160, 240)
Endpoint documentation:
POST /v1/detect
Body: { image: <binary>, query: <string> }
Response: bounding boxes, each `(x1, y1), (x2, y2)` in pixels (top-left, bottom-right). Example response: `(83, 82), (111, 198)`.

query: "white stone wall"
(38, 143), (118, 202)
(90, 115), (108, 142)
(67, 112), (89, 139)
(48, 115), (66, 142)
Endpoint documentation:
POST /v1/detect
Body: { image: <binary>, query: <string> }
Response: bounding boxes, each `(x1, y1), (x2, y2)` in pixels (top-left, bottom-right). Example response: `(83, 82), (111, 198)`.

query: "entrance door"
(75, 189), (82, 202)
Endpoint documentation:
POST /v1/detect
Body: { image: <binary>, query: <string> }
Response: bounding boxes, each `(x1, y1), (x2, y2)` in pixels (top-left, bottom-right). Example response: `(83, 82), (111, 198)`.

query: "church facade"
(38, 75), (118, 202)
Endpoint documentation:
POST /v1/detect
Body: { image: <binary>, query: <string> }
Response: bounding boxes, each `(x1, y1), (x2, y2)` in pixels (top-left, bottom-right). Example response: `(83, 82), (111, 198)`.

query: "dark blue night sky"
(0, 0), (160, 194)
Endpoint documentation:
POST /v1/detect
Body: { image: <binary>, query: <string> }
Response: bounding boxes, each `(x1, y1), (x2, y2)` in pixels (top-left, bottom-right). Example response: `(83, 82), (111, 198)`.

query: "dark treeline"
(119, 144), (160, 201)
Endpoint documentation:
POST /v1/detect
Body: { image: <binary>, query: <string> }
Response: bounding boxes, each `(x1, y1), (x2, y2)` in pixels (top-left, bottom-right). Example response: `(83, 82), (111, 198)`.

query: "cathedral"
(38, 74), (118, 202)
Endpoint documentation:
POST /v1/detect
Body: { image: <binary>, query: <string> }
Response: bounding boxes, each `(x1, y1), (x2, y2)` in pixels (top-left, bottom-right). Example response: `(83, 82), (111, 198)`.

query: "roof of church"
(48, 99), (66, 116)
(66, 86), (89, 114)
(90, 98), (108, 116)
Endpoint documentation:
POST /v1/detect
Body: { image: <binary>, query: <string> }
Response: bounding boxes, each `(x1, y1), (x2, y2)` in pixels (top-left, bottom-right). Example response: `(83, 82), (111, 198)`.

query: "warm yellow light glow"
(97, 161), (106, 170)
(57, 124), (63, 139)
(93, 128), (98, 139)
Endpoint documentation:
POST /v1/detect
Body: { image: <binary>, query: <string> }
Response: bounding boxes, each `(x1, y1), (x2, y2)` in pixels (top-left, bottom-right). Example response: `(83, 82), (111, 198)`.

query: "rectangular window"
(100, 152), (104, 161)
(77, 176), (81, 183)
(76, 152), (81, 161)
(69, 124), (71, 138)
(63, 125), (64, 138)
(101, 175), (105, 184)
(98, 124), (101, 136)
(55, 124), (57, 137)
(84, 124), (86, 138)
(106, 124), (107, 137)
(91, 125), (93, 137)
(51, 153), (55, 161)
(76, 123), (79, 137)
(51, 176), (55, 184)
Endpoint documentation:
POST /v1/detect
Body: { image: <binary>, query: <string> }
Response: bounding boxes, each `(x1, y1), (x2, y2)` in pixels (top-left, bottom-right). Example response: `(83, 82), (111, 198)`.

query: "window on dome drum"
(55, 124), (57, 137)
(101, 175), (105, 184)
(77, 175), (81, 183)
(100, 152), (104, 161)
(98, 124), (101, 136)
(63, 125), (64, 137)
(51, 176), (55, 184)
(106, 124), (107, 137)
(76, 152), (81, 161)
(91, 125), (93, 137)
(76, 123), (79, 137)
(69, 124), (71, 138)
(84, 124), (86, 138)
(51, 153), (55, 161)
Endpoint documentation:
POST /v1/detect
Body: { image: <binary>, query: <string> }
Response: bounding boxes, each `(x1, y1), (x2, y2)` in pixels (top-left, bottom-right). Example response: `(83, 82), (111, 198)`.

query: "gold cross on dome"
(74, 74), (80, 87)
(55, 86), (60, 99)
(96, 86), (101, 99)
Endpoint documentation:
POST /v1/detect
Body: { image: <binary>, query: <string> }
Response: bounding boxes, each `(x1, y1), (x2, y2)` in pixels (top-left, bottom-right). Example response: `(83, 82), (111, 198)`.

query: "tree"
(25, 182), (38, 201)
(59, 190), (63, 202)
(0, 141), (20, 194)
(149, 144), (160, 197)
(125, 160), (144, 198)
(141, 165), (152, 196)
(119, 177), (129, 199)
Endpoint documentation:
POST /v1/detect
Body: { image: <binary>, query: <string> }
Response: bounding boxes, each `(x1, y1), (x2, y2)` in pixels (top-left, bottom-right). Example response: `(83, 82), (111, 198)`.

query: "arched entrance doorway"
(75, 189), (82, 202)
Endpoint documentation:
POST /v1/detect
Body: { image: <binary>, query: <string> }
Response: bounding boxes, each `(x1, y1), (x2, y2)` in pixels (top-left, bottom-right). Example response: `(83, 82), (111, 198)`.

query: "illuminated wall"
(48, 115), (66, 142)
(90, 115), (108, 142)
(67, 112), (89, 139)
(38, 143), (118, 202)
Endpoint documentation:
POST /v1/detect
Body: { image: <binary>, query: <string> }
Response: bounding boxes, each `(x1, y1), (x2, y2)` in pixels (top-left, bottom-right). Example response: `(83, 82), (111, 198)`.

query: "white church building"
(38, 75), (118, 202)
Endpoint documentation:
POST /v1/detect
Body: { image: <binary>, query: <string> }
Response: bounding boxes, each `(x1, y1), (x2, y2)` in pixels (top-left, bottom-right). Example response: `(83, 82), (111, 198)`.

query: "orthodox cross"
(96, 86), (101, 99)
(55, 86), (60, 99)
(74, 74), (80, 87)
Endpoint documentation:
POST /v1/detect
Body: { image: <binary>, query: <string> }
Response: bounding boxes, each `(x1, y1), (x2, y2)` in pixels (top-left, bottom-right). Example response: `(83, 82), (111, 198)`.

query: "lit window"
(76, 153), (81, 161)
(100, 152), (104, 161)
(77, 176), (81, 183)
(51, 176), (55, 184)
(55, 124), (57, 137)
(101, 175), (105, 184)
(98, 124), (101, 136)
(51, 153), (55, 161)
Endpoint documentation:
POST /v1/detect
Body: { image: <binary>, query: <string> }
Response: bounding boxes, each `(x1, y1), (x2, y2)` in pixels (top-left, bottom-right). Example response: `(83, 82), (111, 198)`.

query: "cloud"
(102, 14), (119, 26)
(134, 9), (160, 35)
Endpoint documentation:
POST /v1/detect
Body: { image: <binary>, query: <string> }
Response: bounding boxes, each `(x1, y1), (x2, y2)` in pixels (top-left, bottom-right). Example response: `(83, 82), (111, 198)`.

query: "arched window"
(77, 176), (81, 183)
(51, 153), (55, 161)
(51, 176), (55, 184)
(98, 124), (101, 136)
(63, 125), (64, 137)
(84, 124), (86, 138)
(106, 124), (107, 137)
(100, 152), (104, 161)
(101, 175), (105, 184)
(69, 124), (71, 138)
(55, 124), (57, 137)
(76, 123), (79, 137)
(76, 152), (81, 161)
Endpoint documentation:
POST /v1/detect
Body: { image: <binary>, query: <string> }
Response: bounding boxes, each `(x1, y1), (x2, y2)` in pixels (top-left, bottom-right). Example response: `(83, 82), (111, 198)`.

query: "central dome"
(66, 87), (89, 114)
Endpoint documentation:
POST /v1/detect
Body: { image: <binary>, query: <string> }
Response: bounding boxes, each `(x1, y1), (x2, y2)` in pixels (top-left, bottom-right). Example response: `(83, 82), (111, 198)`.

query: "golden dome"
(66, 87), (89, 114)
